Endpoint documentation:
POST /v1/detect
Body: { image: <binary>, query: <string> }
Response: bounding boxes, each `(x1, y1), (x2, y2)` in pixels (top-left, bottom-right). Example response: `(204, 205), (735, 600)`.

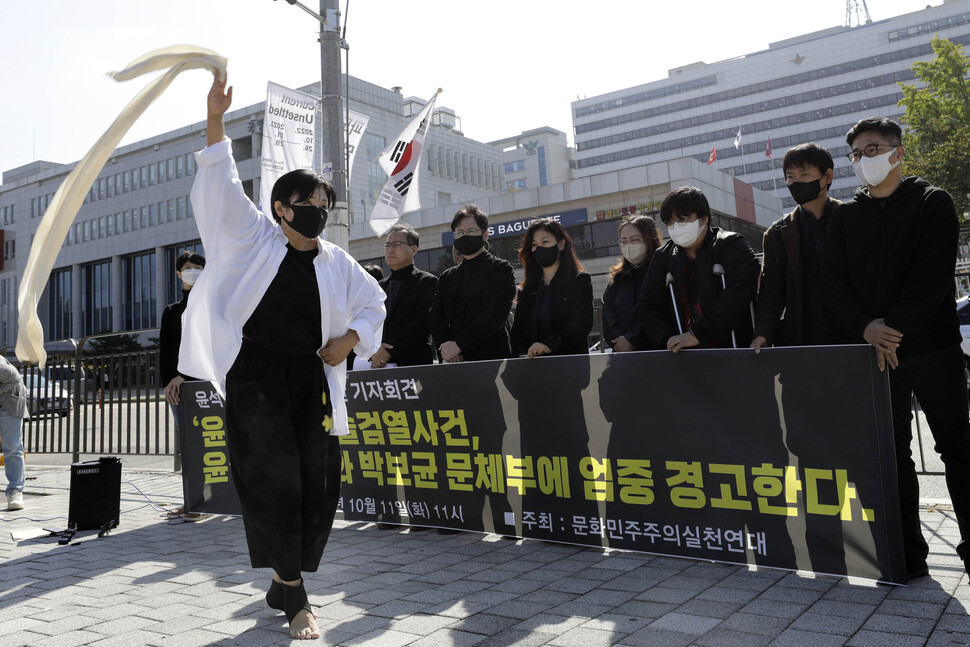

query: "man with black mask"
(428, 204), (516, 362)
(752, 142), (846, 350)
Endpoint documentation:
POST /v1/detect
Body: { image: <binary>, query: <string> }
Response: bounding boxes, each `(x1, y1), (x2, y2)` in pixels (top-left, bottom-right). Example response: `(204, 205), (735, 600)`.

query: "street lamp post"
(276, 0), (349, 250)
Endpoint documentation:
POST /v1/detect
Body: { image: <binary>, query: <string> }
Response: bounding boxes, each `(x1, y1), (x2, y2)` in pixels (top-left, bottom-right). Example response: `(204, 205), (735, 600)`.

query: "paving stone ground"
(1, 465), (968, 646)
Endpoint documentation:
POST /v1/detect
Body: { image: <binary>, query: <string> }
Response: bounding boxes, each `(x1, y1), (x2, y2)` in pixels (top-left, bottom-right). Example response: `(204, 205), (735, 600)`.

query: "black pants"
(226, 340), (340, 581)
(889, 344), (970, 568)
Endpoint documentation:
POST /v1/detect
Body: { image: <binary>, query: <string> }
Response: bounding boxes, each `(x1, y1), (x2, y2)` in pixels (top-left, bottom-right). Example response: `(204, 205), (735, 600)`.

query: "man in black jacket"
(633, 186), (760, 351)
(824, 116), (970, 579)
(370, 223), (438, 368)
(428, 204), (516, 362)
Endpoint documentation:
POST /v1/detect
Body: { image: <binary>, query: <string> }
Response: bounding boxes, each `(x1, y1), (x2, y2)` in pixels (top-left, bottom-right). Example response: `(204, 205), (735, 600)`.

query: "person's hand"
(439, 341), (462, 362)
(207, 73), (232, 117)
(864, 319), (903, 354)
(611, 336), (635, 353)
(319, 330), (360, 367)
(874, 347), (900, 372)
(750, 336), (769, 354)
(527, 343), (552, 359)
(370, 343), (393, 368)
(164, 376), (185, 406)
(667, 331), (699, 354)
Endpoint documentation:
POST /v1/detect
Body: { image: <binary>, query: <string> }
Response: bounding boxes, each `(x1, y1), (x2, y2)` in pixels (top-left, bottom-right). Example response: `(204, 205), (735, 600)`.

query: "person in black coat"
(510, 218), (593, 357)
(428, 204), (516, 362)
(159, 249), (206, 520)
(602, 215), (663, 352)
(824, 116), (970, 580)
(632, 186), (760, 351)
(371, 223), (438, 368)
(160, 250), (205, 406)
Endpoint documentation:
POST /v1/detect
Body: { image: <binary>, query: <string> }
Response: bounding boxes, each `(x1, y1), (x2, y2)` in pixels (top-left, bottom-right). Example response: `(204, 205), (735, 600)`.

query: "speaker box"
(68, 457), (121, 531)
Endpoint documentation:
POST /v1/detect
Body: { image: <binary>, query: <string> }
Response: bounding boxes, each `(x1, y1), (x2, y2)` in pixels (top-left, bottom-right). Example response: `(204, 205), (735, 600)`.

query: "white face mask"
(853, 148), (900, 187)
(180, 268), (202, 287)
(668, 220), (702, 248)
(620, 242), (647, 266)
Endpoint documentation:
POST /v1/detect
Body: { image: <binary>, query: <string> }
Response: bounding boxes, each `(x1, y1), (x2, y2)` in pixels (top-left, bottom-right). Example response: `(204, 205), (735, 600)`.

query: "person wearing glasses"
(602, 215), (663, 352)
(510, 218), (593, 358)
(179, 74), (385, 640)
(824, 116), (970, 581)
(370, 223), (438, 368)
(429, 204), (516, 362)
(751, 143), (847, 352)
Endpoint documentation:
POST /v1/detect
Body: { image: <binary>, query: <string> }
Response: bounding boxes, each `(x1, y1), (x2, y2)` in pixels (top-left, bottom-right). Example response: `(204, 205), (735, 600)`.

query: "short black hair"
(362, 264), (384, 281)
(269, 168), (336, 223)
(387, 223), (419, 247)
(175, 250), (206, 271)
(659, 186), (711, 226)
(846, 117), (903, 148)
(782, 142), (835, 181)
(451, 203), (489, 232)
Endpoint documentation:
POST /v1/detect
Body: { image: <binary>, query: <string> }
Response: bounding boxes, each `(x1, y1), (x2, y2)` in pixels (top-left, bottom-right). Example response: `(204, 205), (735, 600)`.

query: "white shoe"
(7, 491), (24, 511)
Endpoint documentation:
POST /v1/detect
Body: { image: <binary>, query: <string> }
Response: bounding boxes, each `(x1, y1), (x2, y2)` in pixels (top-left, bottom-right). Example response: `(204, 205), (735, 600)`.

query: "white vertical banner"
(259, 81), (320, 215)
(345, 107), (369, 178)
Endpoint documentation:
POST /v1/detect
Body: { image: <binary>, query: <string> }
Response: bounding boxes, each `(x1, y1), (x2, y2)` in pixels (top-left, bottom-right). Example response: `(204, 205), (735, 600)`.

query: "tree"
(899, 36), (970, 218)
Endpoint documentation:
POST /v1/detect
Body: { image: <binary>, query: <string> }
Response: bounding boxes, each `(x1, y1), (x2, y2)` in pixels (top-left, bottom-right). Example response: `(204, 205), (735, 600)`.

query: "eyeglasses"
(383, 241), (410, 250)
(846, 143), (897, 163)
(618, 236), (644, 245)
(453, 228), (482, 238)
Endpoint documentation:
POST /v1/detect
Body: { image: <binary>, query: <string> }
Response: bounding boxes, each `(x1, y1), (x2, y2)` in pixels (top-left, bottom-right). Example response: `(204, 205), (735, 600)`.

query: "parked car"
(23, 372), (73, 417)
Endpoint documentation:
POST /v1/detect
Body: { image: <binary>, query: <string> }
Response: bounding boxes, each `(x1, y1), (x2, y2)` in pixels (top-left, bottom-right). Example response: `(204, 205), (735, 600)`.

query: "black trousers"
(226, 340), (340, 581)
(889, 344), (970, 568)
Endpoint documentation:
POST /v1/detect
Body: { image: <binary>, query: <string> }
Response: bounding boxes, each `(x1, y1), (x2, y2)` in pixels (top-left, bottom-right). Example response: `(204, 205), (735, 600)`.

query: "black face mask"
(283, 204), (328, 239)
(787, 179), (823, 206)
(453, 234), (484, 256)
(533, 245), (561, 268)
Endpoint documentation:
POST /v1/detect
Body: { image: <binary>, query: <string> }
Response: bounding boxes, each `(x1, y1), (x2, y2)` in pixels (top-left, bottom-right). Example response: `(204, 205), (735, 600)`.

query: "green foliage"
(899, 37), (970, 218)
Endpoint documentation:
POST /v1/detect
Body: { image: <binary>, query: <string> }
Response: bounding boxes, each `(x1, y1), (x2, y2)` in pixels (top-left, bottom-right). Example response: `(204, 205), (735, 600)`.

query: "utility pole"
(275, 0), (349, 250)
(319, 0), (349, 251)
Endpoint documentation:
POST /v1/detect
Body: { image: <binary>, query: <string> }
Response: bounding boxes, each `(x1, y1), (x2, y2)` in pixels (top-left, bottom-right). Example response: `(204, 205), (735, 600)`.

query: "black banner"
(177, 382), (242, 516)
(339, 346), (905, 583)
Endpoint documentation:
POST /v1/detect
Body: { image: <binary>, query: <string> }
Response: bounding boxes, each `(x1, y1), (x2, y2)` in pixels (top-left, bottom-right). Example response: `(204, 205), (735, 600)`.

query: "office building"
(572, 0), (970, 211)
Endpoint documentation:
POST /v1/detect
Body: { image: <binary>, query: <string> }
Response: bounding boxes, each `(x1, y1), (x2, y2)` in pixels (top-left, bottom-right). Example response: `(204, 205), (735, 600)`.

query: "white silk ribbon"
(16, 46), (227, 366)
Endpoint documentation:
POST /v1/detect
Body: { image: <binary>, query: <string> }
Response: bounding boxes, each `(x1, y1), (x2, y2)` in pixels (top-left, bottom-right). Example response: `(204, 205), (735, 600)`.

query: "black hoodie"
(823, 177), (961, 357)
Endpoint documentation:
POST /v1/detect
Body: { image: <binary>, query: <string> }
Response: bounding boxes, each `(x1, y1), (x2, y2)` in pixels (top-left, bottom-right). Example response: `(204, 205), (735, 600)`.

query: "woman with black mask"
(180, 74), (385, 640)
(510, 218), (593, 358)
(428, 204), (516, 362)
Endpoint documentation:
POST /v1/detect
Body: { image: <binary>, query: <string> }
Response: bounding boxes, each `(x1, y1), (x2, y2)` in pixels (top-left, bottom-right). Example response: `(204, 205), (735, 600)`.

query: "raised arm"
(207, 74), (233, 146)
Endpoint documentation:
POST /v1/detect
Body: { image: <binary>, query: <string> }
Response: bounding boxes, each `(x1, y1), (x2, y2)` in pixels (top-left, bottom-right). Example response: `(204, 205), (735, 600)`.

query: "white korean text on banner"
(259, 81), (320, 215)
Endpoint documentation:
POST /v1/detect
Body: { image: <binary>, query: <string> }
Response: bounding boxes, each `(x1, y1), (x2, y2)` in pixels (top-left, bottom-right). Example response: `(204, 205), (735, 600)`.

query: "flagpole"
(738, 123), (746, 178)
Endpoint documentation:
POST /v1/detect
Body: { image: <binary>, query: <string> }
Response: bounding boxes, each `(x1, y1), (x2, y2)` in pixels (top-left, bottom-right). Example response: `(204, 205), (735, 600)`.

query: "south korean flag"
(369, 90), (440, 237)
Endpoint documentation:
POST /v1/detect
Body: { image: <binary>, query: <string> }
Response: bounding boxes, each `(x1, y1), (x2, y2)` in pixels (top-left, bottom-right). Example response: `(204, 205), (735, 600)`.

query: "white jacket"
(178, 139), (385, 435)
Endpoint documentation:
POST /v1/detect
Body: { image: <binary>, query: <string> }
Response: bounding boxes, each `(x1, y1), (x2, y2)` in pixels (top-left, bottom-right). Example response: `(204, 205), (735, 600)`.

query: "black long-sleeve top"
(428, 251), (516, 362)
(510, 265), (593, 356)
